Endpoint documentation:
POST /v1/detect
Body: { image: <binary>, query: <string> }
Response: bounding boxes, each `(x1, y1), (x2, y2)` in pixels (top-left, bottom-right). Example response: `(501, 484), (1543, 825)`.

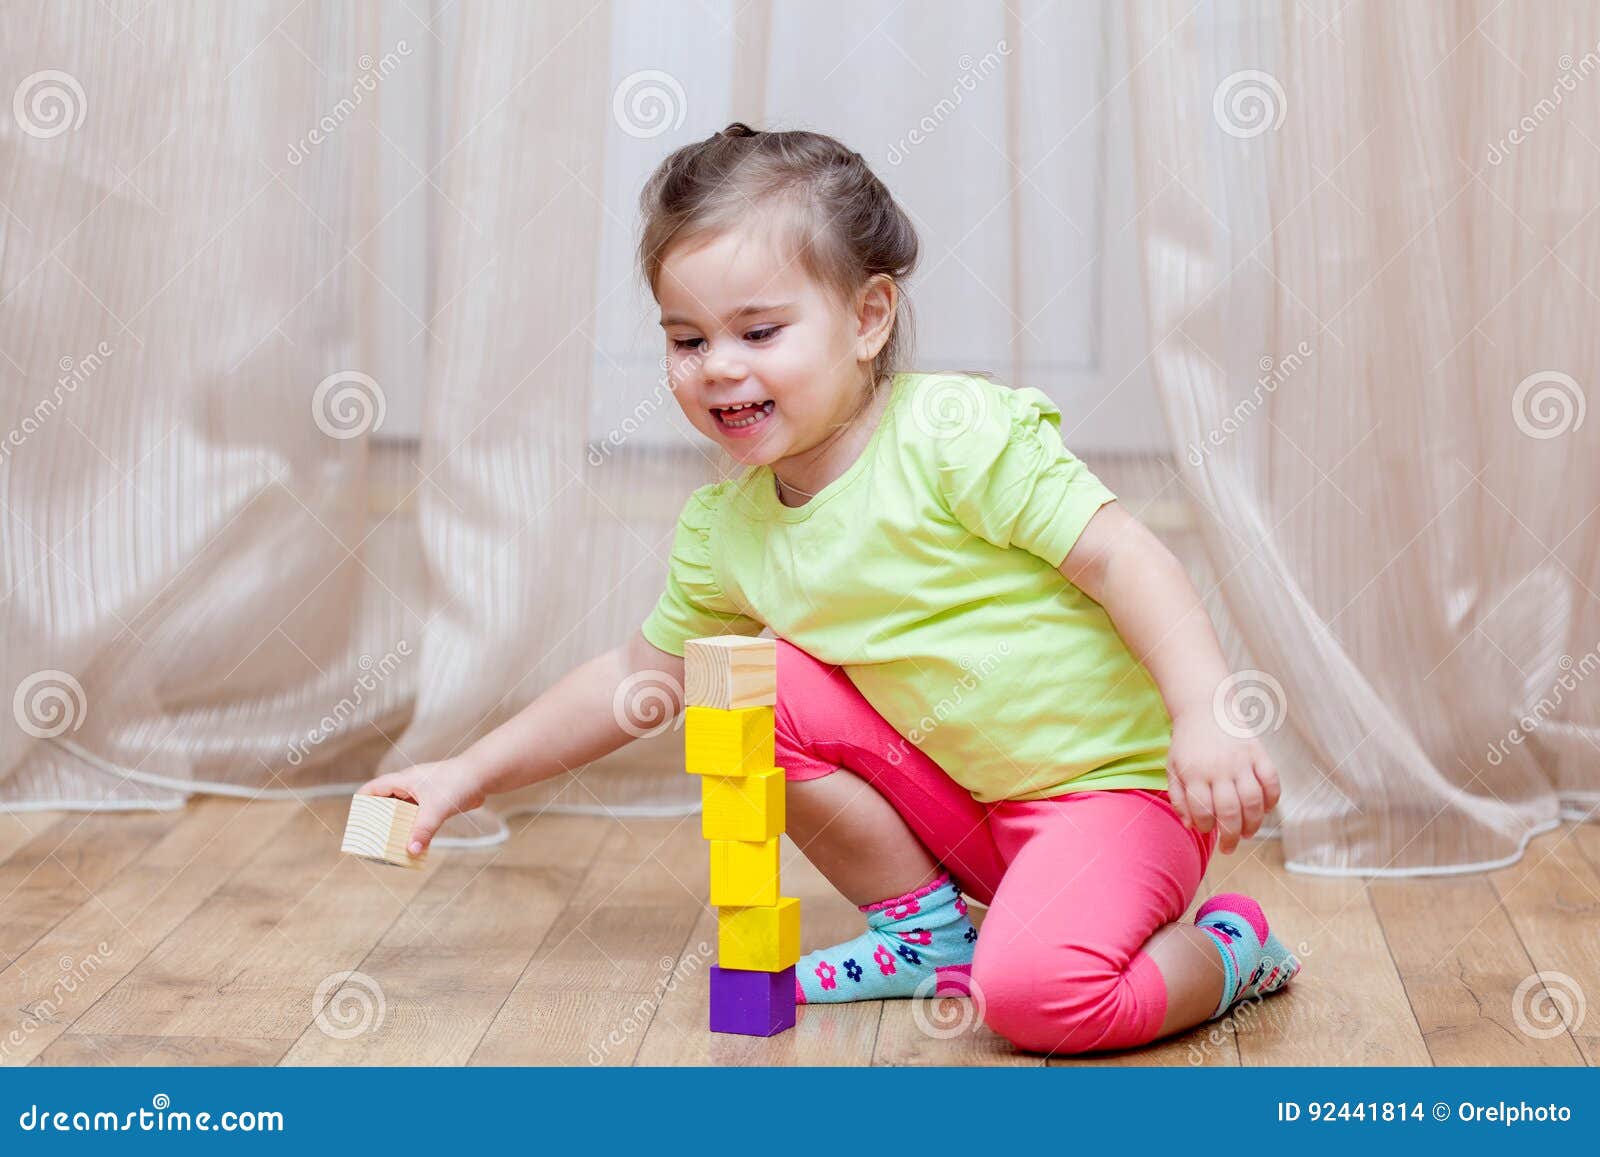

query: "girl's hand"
(1165, 712), (1281, 853)
(356, 757), (488, 857)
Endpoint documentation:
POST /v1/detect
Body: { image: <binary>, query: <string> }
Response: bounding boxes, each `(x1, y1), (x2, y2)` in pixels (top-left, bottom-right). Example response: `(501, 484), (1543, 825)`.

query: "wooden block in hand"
(685, 636), (776, 709)
(341, 794), (427, 869)
(684, 706), (775, 777)
(701, 767), (786, 842)
(708, 838), (780, 906)
(718, 896), (801, 971)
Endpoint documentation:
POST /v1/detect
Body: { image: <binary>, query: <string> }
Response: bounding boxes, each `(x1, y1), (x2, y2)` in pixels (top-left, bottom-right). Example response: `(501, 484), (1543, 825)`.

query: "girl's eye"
(672, 337), (705, 352)
(746, 326), (781, 343)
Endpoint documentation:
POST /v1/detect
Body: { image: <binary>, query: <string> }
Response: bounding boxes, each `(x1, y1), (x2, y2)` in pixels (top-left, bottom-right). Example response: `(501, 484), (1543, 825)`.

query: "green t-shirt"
(641, 371), (1172, 803)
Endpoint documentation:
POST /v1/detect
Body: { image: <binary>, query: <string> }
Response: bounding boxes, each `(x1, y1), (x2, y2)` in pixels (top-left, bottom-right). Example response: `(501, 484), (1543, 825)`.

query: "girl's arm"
(1057, 501), (1281, 853)
(358, 628), (685, 854)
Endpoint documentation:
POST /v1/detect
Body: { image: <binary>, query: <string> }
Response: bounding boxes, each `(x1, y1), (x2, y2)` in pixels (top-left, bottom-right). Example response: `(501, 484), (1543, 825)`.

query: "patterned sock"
(1193, 893), (1270, 1020)
(796, 869), (978, 1004)
(1239, 925), (1303, 1002)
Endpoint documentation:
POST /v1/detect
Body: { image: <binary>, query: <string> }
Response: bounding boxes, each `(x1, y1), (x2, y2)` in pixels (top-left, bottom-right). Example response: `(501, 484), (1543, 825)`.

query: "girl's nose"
(700, 342), (747, 383)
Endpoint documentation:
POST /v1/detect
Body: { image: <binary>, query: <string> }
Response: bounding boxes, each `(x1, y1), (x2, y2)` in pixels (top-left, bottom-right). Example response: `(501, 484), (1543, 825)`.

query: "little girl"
(361, 123), (1302, 1055)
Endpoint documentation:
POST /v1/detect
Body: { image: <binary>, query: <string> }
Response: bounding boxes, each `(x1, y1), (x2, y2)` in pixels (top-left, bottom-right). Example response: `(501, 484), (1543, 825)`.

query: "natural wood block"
(684, 706), (775, 777)
(685, 635), (776, 709)
(708, 838), (780, 907)
(701, 768), (786, 842)
(718, 897), (801, 971)
(340, 794), (427, 869)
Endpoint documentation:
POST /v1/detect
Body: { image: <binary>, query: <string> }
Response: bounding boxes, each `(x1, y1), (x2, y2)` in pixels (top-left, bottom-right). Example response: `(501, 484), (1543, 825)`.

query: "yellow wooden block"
(709, 838), (780, 907)
(684, 706), (775, 777)
(685, 635), (777, 709)
(701, 768), (786, 841)
(718, 897), (801, 971)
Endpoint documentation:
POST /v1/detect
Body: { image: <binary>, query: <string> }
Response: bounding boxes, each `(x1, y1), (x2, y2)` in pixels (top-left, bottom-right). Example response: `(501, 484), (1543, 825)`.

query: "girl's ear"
(855, 274), (897, 362)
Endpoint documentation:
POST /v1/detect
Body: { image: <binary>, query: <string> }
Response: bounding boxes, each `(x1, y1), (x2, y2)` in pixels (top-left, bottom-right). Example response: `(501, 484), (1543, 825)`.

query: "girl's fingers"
(1236, 771), (1266, 839)
(408, 806), (444, 856)
(1166, 774), (1193, 829)
(1186, 781), (1217, 835)
(1211, 780), (1243, 852)
(1255, 757), (1282, 813)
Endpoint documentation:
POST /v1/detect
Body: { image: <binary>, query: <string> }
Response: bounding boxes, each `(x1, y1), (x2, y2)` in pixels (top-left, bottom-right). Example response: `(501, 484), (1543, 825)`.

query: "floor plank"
(3, 797), (301, 1065)
(1369, 870), (1583, 1066)
(0, 811), (181, 988)
(0, 812), (65, 865)
(470, 814), (708, 1064)
(35, 1033), (292, 1066)
(1485, 825), (1600, 1064)
(55, 798), (432, 1061)
(281, 813), (612, 1065)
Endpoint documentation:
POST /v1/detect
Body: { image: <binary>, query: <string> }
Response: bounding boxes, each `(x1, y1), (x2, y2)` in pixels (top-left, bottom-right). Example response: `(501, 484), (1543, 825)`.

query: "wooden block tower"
(683, 635), (799, 1037)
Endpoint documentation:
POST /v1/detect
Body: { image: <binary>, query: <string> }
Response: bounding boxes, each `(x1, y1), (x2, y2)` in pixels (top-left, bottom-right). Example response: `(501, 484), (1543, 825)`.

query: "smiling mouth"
(712, 400), (775, 430)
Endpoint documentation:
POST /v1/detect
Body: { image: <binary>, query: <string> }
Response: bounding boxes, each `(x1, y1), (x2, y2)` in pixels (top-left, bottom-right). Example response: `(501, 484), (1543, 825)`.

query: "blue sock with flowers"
(796, 869), (978, 1004)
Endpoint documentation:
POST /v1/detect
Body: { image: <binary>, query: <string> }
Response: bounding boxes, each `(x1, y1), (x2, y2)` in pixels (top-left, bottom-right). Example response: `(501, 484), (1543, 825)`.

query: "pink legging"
(772, 639), (1218, 1055)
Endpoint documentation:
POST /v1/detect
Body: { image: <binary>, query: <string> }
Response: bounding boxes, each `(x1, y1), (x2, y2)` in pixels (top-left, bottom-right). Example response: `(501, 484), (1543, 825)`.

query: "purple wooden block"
(709, 964), (796, 1036)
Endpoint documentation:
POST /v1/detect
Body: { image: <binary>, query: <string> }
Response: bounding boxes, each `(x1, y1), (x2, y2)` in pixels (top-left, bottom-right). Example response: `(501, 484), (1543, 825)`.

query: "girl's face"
(655, 222), (890, 467)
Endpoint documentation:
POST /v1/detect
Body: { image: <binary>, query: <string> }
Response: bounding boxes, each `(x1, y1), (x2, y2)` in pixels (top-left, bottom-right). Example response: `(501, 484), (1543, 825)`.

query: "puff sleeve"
(935, 380), (1117, 567)
(640, 483), (766, 656)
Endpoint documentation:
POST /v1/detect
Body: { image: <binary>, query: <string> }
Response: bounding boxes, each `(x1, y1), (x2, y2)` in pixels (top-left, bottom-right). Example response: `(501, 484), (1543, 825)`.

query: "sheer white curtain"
(1125, 0), (1600, 874)
(2, 2), (407, 812)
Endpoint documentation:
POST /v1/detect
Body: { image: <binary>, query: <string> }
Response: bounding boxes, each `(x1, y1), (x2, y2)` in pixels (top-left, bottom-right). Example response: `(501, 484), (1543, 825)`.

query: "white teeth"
(716, 400), (772, 428)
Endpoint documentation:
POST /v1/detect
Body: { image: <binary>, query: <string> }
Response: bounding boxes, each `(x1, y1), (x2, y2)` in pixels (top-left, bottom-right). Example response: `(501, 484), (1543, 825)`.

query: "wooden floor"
(0, 796), (1595, 1066)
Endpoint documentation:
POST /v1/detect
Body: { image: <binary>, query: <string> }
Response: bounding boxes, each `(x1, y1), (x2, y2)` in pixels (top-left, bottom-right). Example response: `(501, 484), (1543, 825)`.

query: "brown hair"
(637, 122), (919, 389)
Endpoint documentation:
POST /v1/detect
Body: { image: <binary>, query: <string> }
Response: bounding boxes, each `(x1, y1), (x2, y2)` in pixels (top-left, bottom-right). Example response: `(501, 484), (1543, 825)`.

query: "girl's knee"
(973, 946), (1153, 1056)
(771, 639), (858, 769)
